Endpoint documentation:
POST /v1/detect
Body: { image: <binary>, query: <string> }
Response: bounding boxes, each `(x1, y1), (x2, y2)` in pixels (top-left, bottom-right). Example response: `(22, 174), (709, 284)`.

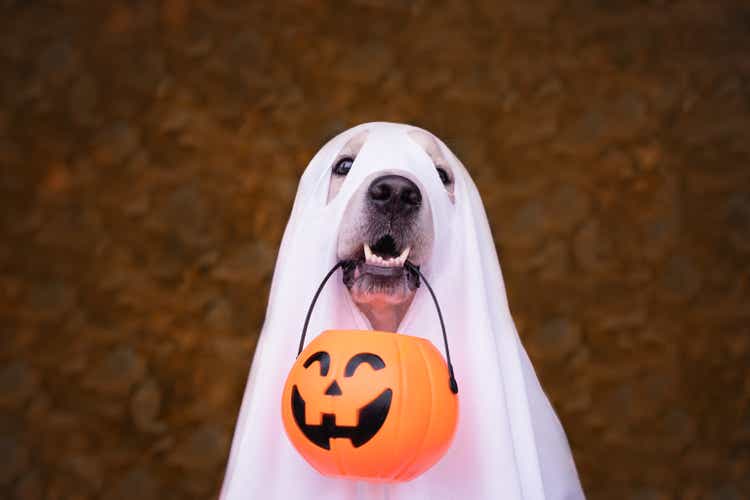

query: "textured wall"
(1, 1), (749, 499)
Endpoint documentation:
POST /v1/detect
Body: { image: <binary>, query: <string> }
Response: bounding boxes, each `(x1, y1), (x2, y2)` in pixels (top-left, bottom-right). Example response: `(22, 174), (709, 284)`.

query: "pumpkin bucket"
(281, 260), (459, 482)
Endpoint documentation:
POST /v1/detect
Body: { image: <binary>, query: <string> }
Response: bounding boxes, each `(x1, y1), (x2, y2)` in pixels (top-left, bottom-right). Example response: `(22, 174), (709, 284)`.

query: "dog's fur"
(331, 130), (454, 332)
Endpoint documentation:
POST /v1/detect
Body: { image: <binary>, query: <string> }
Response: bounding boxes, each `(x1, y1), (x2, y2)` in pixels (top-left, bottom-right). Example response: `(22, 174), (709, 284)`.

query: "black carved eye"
(436, 166), (451, 185)
(344, 353), (385, 377)
(303, 351), (330, 376)
(332, 157), (354, 176)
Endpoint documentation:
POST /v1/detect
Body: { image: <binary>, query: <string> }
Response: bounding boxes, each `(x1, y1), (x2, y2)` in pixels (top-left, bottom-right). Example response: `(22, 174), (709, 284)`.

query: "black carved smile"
(291, 385), (392, 450)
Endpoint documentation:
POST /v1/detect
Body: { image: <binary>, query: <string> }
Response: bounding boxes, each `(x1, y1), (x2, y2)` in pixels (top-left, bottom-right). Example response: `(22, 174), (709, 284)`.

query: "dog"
(333, 129), (455, 332)
(220, 123), (585, 500)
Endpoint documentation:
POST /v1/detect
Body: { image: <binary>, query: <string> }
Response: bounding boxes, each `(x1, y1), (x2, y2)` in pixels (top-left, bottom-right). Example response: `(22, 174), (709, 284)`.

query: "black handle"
(297, 260), (458, 394)
(404, 261), (458, 394)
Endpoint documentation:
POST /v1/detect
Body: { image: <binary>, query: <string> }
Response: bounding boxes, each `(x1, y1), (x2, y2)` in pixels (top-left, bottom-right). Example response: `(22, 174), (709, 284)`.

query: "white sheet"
(220, 122), (585, 499)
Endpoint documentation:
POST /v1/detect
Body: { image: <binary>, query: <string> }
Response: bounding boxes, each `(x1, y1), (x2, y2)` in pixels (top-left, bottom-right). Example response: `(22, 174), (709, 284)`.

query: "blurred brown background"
(1, 0), (749, 499)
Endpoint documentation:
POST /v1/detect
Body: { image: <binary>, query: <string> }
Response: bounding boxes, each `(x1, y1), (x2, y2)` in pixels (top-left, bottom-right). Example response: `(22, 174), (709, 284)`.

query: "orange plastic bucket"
(281, 260), (459, 482)
(282, 329), (458, 482)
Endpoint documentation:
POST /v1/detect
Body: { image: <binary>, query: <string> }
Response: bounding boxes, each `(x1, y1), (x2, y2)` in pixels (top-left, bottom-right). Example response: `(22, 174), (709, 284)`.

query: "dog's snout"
(367, 175), (421, 216)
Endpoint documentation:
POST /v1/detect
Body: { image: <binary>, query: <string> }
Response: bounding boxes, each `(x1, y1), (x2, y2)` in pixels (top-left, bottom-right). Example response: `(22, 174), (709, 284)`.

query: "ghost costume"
(220, 123), (584, 499)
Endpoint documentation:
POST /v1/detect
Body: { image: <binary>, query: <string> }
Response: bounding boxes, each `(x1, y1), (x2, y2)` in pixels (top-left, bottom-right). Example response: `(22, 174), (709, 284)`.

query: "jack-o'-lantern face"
(282, 329), (458, 482)
(291, 350), (392, 449)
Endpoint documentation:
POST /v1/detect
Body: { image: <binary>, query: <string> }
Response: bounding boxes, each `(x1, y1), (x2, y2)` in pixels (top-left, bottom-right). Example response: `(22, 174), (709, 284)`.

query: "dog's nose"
(367, 175), (421, 215)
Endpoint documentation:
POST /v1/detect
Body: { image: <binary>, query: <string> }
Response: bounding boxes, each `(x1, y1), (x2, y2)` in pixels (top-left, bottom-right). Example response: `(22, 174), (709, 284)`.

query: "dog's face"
(329, 129), (455, 330)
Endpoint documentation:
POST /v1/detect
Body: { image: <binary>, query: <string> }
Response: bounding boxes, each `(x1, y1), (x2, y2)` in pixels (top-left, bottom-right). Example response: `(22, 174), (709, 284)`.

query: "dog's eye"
(332, 157), (354, 176)
(436, 167), (451, 185)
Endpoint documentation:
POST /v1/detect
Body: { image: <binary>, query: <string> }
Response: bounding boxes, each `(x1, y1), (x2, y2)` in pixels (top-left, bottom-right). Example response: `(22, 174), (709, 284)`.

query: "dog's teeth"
(363, 243), (410, 268)
(396, 247), (411, 265)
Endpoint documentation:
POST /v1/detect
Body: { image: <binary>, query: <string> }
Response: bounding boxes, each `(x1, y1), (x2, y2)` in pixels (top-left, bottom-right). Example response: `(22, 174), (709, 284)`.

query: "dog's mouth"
(342, 234), (420, 304)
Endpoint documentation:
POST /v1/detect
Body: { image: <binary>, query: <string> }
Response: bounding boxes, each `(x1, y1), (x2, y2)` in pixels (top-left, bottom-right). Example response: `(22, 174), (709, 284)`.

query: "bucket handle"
(296, 260), (458, 394)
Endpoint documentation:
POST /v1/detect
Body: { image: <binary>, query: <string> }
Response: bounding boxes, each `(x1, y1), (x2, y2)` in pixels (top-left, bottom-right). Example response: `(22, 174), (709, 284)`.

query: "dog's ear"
(327, 130), (369, 203)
